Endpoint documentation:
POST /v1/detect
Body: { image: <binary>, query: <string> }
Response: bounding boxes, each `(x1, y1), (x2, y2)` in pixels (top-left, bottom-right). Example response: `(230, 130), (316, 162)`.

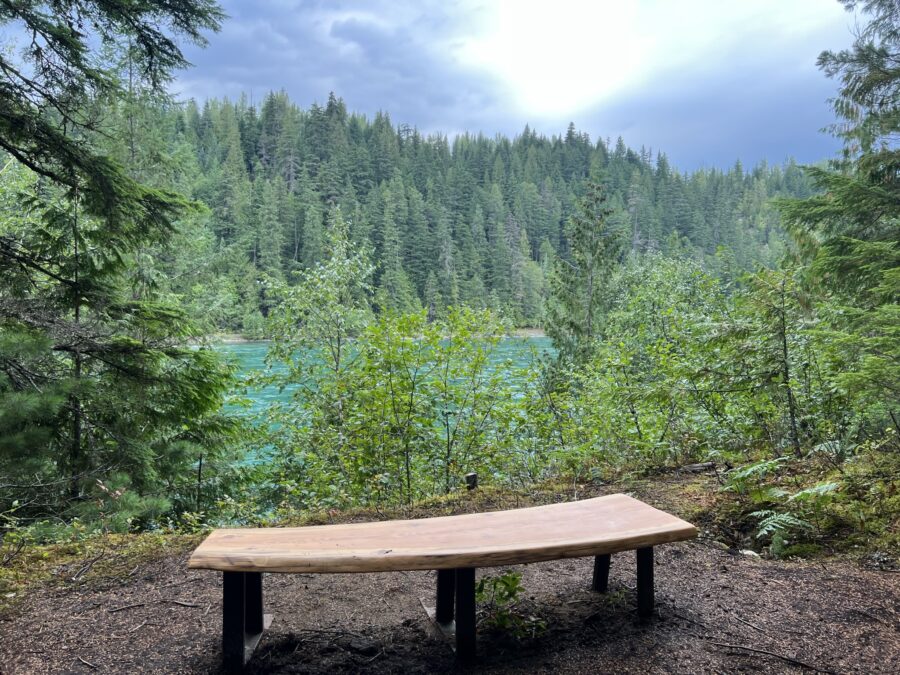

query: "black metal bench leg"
(455, 567), (476, 663)
(223, 571), (246, 672)
(592, 554), (611, 592)
(436, 569), (455, 625)
(222, 571), (267, 672)
(636, 547), (654, 619)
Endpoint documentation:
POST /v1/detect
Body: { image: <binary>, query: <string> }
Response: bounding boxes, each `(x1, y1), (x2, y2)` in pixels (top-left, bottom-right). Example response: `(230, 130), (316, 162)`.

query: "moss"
(781, 543), (823, 558)
(0, 531), (199, 618)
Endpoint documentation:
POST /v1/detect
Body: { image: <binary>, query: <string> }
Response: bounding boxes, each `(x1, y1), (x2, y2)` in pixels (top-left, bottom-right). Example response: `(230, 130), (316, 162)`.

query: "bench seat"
(189, 494), (697, 671)
(189, 493), (696, 573)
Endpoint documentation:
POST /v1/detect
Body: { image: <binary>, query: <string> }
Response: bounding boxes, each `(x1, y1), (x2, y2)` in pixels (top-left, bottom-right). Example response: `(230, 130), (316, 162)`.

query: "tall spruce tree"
(546, 178), (625, 362)
(779, 0), (899, 426)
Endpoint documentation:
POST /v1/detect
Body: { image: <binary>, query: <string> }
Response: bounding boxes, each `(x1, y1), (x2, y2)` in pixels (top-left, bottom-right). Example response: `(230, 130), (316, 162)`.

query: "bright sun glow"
(455, 0), (848, 120)
(458, 2), (646, 117)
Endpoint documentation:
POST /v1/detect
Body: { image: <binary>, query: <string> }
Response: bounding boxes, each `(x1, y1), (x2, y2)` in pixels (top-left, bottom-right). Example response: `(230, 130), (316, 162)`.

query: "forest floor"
(1, 474), (898, 674)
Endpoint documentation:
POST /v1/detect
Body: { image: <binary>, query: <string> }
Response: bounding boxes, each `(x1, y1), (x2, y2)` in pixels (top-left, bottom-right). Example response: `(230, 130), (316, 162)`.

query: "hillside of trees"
(106, 91), (816, 331)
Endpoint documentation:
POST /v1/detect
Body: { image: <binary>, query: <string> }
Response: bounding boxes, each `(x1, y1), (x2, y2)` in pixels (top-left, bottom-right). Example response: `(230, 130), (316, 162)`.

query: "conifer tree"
(546, 178), (625, 361)
(298, 173), (325, 269)
(403, 185), (431, 293)
(779, 0), (899, 424)
(0, 1), (232, 521)
(434, 213), (459, 309)
(375, 187), (419, 313)
(255, 178), (285, 279)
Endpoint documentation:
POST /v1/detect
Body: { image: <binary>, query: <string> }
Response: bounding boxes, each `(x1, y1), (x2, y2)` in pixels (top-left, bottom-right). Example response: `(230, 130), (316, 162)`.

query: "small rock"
(739, 549), (761, 559)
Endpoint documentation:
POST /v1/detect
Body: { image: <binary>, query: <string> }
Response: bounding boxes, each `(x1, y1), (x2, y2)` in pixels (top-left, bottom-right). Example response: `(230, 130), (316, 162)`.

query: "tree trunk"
(778, 279), (802, 458)
(69, 201), (83, 500)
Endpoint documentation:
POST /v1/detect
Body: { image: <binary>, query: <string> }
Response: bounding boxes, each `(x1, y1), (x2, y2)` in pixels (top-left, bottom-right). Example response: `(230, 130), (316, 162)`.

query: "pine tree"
(778, 0), (899, 425)
(255, 178), (285, 280)
(546, 178), (625, 361)
(403, 185), (431, 293)
(375, 186), (419, 313)
(434, 213), (459, 309)
(484, 184), (511, 301)
(298, 171), (325, 269)
(424, 271), (442, 322)
(215, 108), (251, 242)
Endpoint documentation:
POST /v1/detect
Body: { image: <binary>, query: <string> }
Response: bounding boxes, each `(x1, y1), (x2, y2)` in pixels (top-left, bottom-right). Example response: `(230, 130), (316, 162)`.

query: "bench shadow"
(202, 581), (667, 674)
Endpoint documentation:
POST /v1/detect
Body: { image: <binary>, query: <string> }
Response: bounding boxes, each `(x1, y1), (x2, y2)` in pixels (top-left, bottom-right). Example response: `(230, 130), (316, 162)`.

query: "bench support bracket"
(636, 547), (654, 618)
(223, 571), (273, 672)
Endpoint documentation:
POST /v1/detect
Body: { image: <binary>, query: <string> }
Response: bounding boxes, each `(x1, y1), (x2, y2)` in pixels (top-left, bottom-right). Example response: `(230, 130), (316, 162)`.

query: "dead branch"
(71, 551), (105, 581)
(710, 641), (837, 674)
(108, 602), (144, 614)
(851, 608), (896, 630)
(733, 614), (767, 634)
(77, 655), (98, 669)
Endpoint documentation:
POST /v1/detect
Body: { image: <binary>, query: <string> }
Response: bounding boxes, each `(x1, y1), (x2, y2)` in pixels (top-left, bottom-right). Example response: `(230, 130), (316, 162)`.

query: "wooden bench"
(188, 493), (697, 671)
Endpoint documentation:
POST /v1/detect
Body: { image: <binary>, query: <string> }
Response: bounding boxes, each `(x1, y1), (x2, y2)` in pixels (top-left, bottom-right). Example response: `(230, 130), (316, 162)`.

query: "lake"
(217, 336), (556, 416)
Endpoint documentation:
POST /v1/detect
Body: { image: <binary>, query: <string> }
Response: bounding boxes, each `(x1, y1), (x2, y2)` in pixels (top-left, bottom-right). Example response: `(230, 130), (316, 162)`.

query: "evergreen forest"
(88, 90), (818, 333)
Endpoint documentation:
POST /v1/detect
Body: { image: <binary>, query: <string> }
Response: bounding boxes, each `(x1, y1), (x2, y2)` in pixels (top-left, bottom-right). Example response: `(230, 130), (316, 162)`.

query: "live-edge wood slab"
(189, 494), (697, 574)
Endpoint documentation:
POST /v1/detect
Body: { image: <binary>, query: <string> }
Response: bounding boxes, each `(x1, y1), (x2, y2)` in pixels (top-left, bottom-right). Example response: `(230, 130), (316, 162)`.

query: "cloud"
(582, 64), (841, 171)
(175, 0), (855, 169)
(176, 0), (506, 132)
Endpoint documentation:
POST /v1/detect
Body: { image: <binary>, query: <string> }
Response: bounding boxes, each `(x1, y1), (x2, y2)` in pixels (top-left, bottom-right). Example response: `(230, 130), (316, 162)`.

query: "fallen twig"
(77, 655), (98, 669)
(710, 641), (837, 674)
(108, 602), (144, 614)
(296, 628), (367, 640)
(128, 621), (147, 633)
(733, 614), (766, 634)
(678, 461), (716, 473)
(667, 607), (709, 629)
(71, 552), (105, 581)
(1, 538), (27, 566)
(164, 599), (199, 608)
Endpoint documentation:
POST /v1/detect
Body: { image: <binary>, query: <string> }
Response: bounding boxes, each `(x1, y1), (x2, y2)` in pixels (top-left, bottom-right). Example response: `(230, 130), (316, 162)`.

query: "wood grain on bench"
(188, 493), (697, 574)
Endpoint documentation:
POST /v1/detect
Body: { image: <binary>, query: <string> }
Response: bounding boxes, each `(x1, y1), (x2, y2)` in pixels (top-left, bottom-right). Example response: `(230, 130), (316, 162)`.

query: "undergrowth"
(712, 431), (900, 560)
(0, 523), (199, 617)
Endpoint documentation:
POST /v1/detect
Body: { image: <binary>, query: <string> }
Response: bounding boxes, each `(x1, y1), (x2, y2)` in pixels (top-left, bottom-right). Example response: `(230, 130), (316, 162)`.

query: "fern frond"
(750, 510), (812, 539)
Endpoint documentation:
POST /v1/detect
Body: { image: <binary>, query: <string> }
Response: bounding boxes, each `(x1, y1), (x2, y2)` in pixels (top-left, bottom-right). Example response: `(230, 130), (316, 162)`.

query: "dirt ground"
(1, 480), (898, 674)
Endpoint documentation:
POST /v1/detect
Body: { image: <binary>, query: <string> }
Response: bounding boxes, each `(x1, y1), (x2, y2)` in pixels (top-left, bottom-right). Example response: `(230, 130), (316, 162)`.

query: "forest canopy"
(101, 91), (816, 332)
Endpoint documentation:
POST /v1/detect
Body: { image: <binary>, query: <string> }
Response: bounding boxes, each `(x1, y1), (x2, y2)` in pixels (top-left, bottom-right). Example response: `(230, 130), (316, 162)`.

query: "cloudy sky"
(176, 0), (857, 170)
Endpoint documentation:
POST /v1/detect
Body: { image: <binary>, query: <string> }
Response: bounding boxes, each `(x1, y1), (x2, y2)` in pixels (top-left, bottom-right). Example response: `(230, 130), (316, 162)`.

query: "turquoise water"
(217, 336), (555, 416)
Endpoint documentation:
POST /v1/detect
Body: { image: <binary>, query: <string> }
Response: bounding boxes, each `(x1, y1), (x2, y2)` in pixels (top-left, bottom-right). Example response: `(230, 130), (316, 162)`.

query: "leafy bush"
(476, 571), (546, 638)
